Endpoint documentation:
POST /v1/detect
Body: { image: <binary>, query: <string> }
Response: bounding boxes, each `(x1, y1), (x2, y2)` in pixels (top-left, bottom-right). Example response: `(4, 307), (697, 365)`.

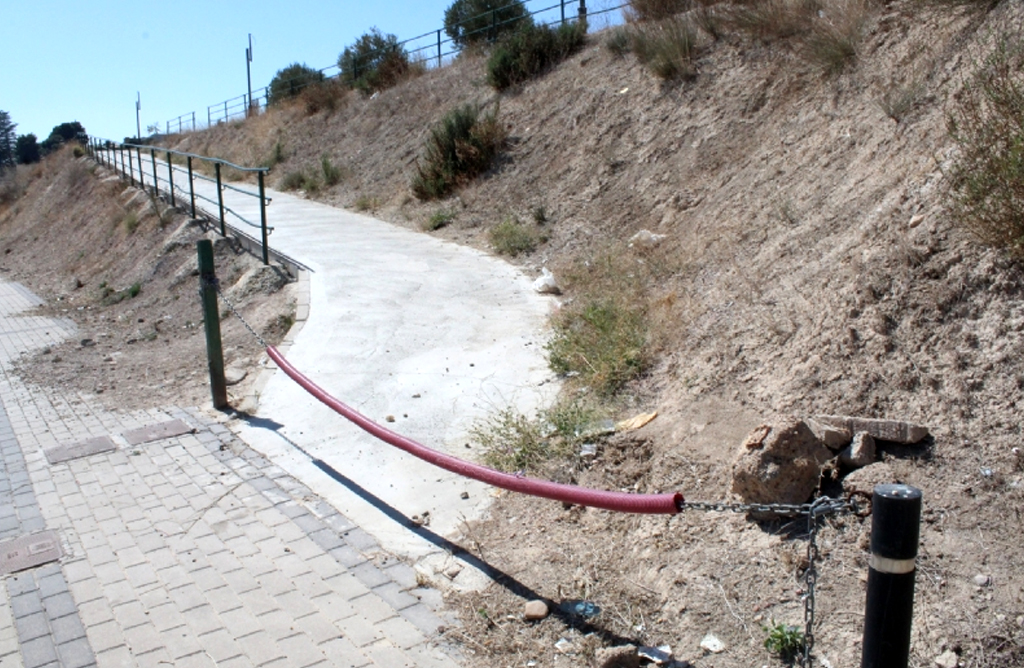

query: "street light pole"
(246, 34), (253, 115)
(135, 92), (142, 140)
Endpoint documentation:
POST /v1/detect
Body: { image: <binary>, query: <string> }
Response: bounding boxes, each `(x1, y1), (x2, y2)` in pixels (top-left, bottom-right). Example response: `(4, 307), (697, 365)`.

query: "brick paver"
(0, 280), (461, 667)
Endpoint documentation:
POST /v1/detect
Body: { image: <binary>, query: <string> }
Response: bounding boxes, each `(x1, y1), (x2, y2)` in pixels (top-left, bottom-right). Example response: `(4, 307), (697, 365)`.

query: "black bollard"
(861, 484), (922, 668)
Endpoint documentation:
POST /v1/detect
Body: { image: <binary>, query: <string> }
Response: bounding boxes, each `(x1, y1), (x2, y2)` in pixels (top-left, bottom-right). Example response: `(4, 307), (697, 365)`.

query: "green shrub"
(489, 217), (539, 256)
(444, 0), (531, 48)
(801, 1), (865, 75)
(412, 104), (507, 200)
(547, 299), (650, 396)
(354, 195), (380, 211)
(281, 170), (320, 193)
(606, 27), (633, 56)
(339, 28), (417, 95)
(264, 141), (285, 169)
(122, 211), (140, 233)
(946, 38), (1024, 257)
(299, 80), (348, 115)
(630, 16), (700, 80)
(268, 63), (324, 105)
(722, 0), (815, 41)
(472, 400), (602, 472)
(425, 209), (456, 230)
(487, 22), (587, 90)
(321, 156), (345, 186)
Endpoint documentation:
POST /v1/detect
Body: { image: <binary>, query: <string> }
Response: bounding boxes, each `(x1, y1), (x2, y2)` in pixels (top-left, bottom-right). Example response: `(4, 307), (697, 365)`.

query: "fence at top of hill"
(161, 0), (627, 135)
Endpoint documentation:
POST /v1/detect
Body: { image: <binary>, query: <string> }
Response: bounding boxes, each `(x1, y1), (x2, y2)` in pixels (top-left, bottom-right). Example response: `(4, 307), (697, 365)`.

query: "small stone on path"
(524, 600), (549, 620)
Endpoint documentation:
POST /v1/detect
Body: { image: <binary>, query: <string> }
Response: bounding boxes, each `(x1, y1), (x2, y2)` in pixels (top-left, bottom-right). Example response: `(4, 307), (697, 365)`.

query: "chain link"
(202, 276), (269, 348)
(682, 495), (857, 666)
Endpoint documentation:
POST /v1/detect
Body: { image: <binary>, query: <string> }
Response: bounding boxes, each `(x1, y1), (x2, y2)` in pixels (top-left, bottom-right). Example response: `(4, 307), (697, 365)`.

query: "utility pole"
(246, 34), (254, 116)
(135, 92), (142, 140)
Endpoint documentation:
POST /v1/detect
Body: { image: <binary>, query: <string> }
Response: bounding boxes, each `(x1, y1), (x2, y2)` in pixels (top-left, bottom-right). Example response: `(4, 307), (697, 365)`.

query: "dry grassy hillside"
(167, 2), (1024, 666)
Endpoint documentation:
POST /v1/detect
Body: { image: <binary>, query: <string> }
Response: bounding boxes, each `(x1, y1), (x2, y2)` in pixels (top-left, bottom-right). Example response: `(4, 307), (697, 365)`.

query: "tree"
(338, 28), (412, 94)
(0, 111), (16, 172)
(268, 63), (325, 105)
(444, 0), (531, 49)
(39, 121), (88, 155)
(15, 134), (40, 164)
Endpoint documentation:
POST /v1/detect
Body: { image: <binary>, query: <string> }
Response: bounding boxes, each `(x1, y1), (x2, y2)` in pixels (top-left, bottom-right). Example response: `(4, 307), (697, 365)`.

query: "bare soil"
(0, 151), (296, 412)
(3, 0), (1024, 666)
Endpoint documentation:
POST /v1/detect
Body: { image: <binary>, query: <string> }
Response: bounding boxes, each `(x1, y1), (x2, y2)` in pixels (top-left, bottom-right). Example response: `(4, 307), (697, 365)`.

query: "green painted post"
(258, 171), (269, 265)
(215, 163), (226, 236)
(197, 240), (229, 409)
(127, 147), (135, 186)
(166, 151), (176, 207)
(187, 157), (196, 218)
(150, 149), (159, 198)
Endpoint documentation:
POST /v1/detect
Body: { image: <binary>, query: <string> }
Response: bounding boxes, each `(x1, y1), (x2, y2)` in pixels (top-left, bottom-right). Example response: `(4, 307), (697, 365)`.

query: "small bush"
(801, 0), (866, 74)
(299, 80), (348, 115)
(122, 211), (140, 233)
(489, 217), (539, 256)
(487, 22), (587, 90)
(606, 27), (633, 56)
(624, 0), (691, 22)
(412, 104), (507, 200)
(630, 17), (700, 80)
(280, 170), (318, 192)
(268, 63), (324, 105)
(72, 145), (85, 158)
(722, 0), (815, 41)
(425, 209), (456, 230)
(264, 141), (285, 169)
(0, 172), (23, 205)
(946, 38), (1024, 257)
(878, 80), (924, 123)
(354, 195), (379, 212)
(472, 400), (603, 473)
(321, 156), (345, 187)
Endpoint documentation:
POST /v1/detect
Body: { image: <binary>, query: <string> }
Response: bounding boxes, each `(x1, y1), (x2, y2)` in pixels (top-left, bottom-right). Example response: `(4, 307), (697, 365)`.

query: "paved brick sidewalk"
(0, 280), (461, 668)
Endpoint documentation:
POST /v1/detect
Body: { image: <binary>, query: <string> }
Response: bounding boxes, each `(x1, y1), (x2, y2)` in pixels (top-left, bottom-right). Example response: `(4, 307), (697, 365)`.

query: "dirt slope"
(174, 2), (1024, 666)
(5, 0), (1022, 665)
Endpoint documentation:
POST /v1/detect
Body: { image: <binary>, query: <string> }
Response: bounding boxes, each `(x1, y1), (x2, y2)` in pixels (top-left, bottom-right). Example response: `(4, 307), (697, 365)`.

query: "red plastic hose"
(267, 346), (683, 514)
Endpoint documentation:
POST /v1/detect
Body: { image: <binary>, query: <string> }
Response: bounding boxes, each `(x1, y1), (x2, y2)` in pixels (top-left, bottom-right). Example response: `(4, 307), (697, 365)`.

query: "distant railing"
(87, 138), (274, 265)
(166, 0), (626, 130)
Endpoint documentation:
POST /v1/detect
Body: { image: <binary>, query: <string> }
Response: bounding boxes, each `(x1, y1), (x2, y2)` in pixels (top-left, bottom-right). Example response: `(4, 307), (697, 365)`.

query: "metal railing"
(168, 0), (626, 129)
(87, 138), (273, 265)
(166, 111), (197, 135)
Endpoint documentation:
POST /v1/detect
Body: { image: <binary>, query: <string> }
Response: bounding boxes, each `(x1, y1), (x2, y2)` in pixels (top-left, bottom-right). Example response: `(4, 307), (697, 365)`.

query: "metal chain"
(682, 495), (858, 666)
(202, 277), (269, 348)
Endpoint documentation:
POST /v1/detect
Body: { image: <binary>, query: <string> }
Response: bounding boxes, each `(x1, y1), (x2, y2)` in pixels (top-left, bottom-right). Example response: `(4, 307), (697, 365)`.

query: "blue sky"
(2, 0), (621, 143)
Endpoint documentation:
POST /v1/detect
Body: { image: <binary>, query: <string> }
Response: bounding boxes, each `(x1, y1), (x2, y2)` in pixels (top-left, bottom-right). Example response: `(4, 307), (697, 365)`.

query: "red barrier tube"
(267, 346), (683, 514)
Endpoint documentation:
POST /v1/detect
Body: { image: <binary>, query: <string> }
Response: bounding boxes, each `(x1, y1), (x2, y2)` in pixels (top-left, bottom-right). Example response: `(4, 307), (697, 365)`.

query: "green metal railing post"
(150, 149), (159, 198)
(258, 171), (269, 265)
(491, 9), (497, 42)
(437, 29), (442, 67)
(127, 146), (135, 186)
(187, 157), (196, 218)
(197, 239), (228, 410)
(561, 0), (566, 25)
(215, 163), (226, 236)
(166, 151), (176, 207)
(137, 147), (145, 190)
(579, 0), (587, 23)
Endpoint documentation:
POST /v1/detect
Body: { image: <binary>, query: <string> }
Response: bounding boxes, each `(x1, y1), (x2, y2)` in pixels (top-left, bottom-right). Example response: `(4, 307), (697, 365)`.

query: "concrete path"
(0, 279), (460, 667)
(96, 151), (557, 583)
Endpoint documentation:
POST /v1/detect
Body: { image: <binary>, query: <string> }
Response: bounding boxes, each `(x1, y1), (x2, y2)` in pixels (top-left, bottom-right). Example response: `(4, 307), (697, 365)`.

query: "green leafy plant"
(629, 16), (700, 80)
(487, 21), (587, 90)
(280, 170), (318, 192)
(321, 155), (345, 187)
(489, 217), (539, 256)
(264, 141), (285, 169)
(472, 400), (603, 472)
(763, 621), (805, 661)
(411, 104), (506, 200)
(425, 209), (456, 230)
(122, 211), (140, 233)
(946, 37), (1024, 257)
(354, 195), (380, 212)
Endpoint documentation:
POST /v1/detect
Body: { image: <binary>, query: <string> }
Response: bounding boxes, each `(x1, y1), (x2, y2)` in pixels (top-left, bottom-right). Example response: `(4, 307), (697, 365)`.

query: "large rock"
(814, 415), (929, 444)
(841, 461), (897, 497)
(731, 417), (833, 509)
(806, 418), (852, 451)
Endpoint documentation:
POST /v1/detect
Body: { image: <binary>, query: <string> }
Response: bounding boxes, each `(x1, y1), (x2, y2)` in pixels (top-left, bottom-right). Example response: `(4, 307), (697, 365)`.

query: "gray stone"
(806, 418), (852, 451)
(122, 419), (194, 445)
(594, 644), (640, 668)
(44, 435), (116, 464)
(842, 461), (897, 497)
(0, 531), (63, 575)
(934, 649), (959, 668)
(524, 600), (549, 621)
(973, 574), (991, 587)
(840, 432), (876, 469)
(731, 416), (832, 510)
(815, 415), (929, 444)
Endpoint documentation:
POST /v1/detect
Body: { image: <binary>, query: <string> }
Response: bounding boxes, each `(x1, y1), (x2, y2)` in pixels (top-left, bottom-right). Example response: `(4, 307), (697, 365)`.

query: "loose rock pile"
(730, 414), (929, 512)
